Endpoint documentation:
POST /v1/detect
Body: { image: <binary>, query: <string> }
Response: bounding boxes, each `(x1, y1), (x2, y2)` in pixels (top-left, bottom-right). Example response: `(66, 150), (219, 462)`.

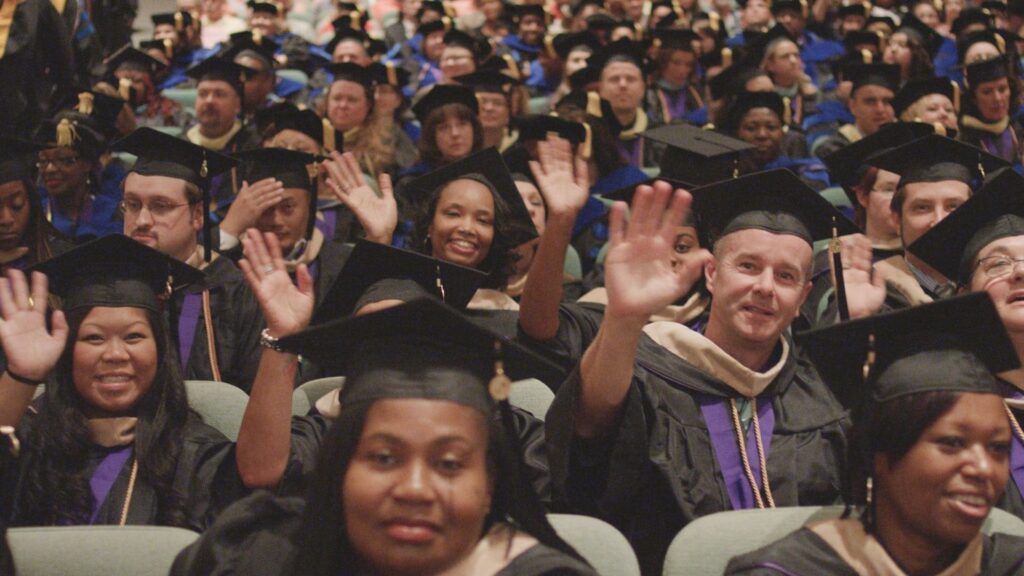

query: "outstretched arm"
(0, 271), (68, 427)
(322, 151), (398, 245)
(576, 183), (711, 438)
(519, 135), (590, 341)
(235, 231), (315, 489)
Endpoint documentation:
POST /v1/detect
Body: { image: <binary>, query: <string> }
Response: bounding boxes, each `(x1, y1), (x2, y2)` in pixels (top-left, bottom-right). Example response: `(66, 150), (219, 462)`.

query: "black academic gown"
(541, 307), (848, 575)
(169, 256), (265, 393)
(724, 526), (1024, 575)
(169, 490), (598, 576)
(1, 411), (244, 532)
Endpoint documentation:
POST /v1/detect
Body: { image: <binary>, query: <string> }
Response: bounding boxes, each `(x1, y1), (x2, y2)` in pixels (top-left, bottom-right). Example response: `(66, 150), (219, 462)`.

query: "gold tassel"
(253, 29), (263, 45)
(861, 48), (872, 64)
(162, 38), (174, 59)
(783, 96), (792, 126)
(488, 341), (512, 401)
(672, 0), (683, 17)
(174, 11), (184, 32)
(544, 34), (556, 59)
(933, 0), (941, 11)
(800, 0), (808, 18)
(722, 47), (733, 68)
(703, 122), (716, 129)
(502, 54), (522, 80)
(862, 333), (876, 381)
(76, 92), (95, 115)
(200, 151), (209, 178)
(996, 33), (1007, 54)
(386, 62), (398, 86)
(933, 122), (946, 137)
(581, 121), (592, 160)
(586, 91), (603, 117)
(652, 37), (663, 49)
(322, 118), (336, 152)
(442, 16), (453, 33)
(709, 11), (721, 33)
(951, 80), (960, 113)
(55, 118), (78, 148)
(864, 1), (872, 12)
(642, 0), (652, 18)
(118, 78), (132, 100)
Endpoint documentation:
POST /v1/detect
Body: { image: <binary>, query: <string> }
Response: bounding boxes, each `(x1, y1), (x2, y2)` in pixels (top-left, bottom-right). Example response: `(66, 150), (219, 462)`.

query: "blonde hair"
(761, 38), (818, 98)
(345, 114), (398, 176)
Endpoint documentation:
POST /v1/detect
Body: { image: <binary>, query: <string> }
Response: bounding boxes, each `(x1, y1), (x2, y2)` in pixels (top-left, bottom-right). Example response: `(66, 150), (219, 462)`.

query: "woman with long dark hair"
(172, 298), (596, 576)
(0, 235), (244, 529)
(959, 55), (1023, 165)
(727, 295), (1024, 575)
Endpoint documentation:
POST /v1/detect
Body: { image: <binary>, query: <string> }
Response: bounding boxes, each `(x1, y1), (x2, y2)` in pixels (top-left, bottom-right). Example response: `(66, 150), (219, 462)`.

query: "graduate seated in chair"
(729, 293), (1024, 575)
(0, 236), (247, 530)
(542, 170), (854, 574)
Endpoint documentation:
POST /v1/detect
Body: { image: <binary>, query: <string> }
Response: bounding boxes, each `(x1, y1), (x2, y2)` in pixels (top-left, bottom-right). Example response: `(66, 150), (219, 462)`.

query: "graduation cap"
(690, 168), (859, 246)
(909, 167), (1024, 285)
(283, 297), (566, 406)
(411, 83), (479, 124)
(822, 122), (935, 193)
(30, 234), (204, 312)
(510, 3), (549, 24)
(709, 64), (768, 101)
(650, 28), (700, 52)
(114, 128), (238, 260)
(964, 54), (1011, 88)
(550, 31), (601, 60)
(866, 134), (1008, 187)
(33, 116), (106, 162)
(892, 76), (960, 118)
(837, 3), (870, 18)
(742, 24), (796, 65)
(403, 147), (538, 247)
(843, 30), (883, 53)
(324, 26), (372, 56)
(151, 10), (192, 32)
(453, 68), (521, 94)
(951, 7), (994, 37)
(326, 61), (373, 90)
(418, 0), (454, 18)
(312, 238), (488, 322)
(233, 147), (319, 237)
(104, 44), (166, 75)
(57, 90), (130, 140)
(643, 124), (754, 188)
(896, 13), (945, 58)
(958, 29), (1016, 64)
(864, 15), (898, 33)
(982, 0), (1009, 12)
(221, 31), (281, 65)
(444, 29), (490, 60)
(583, 37), (649, 75)
(367, 61), (411, 88)
(247, 0), (281, 15)
(139, 39), (175, 62)
(254, 103), (342, 152)
(416, 16), (454, 38)
(796, 293), (1016, 410)
(515, 114), (587, 145)
(583, 11), (618, 31)
(699, 44), (737, 72)
(0, 137), (43, 186)
(770, 0), (809, 17)
(331, 11), (368, 32)
(719, 91), (786, 131)
(186, 57), (257, 98)
(844, 62), (900, 94)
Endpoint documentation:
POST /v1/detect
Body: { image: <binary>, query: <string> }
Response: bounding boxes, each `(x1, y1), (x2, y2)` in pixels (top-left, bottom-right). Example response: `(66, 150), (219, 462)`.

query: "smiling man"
(116, 127), (264, 392)
(543, 170), (854, 574)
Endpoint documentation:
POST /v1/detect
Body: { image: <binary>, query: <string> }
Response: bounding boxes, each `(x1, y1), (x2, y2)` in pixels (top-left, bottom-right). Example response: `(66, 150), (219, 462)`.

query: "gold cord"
(1005, 403), (1024, 446)
(201, 289), (222, 382)
(751, 398), (775, 507)
(118, 458), (139, 526)
(730, 398), (765, 508)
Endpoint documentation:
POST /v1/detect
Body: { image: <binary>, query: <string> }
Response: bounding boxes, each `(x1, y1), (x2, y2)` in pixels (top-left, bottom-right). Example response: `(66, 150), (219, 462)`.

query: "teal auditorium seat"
(548, 513), (642, 576)
(184, 380), (249, 441)
(291, 376), (345, 416)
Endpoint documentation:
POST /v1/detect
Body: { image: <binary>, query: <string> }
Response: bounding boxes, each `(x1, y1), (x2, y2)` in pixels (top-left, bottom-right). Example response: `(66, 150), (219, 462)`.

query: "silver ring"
(262, 264), (275, 274)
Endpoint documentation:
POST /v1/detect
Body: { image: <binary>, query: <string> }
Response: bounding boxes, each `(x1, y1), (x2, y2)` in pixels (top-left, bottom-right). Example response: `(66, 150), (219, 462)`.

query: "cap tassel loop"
(253, 29), (263, 45)
(861, 48), (873, 64)
(951, 80), (961, 114)
(978, 153), (986, 179)
(862, 333), (876, 381)
(435, 263), (447, 302)
(488, 341), (512, 401)
(722, 47), (733, 69)
(996, 33), (1007, 54)
(322, 118), (336, 152)
(55, 118), (79, 148)
(709, 11), (721, 33)
(502, 54), (522, 81)
(118, 78), (133, 101)
(174, 11), (184, 31)
(76, 92), (95, 115)
(162, 38), (174, 59)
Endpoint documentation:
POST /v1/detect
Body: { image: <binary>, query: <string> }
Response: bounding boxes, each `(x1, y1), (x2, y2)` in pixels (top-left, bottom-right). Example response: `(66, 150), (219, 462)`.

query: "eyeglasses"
(36, 156), (80, 169)
(975, 255), (1024, 279)
(119, 199), (191, 217)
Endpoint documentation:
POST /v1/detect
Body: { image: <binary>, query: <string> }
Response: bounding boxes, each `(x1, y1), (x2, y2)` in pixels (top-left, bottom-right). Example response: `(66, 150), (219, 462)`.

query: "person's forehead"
(124, 173), (189, 198)
(198, 79), (236, 92)
(601, 60), (642, 78)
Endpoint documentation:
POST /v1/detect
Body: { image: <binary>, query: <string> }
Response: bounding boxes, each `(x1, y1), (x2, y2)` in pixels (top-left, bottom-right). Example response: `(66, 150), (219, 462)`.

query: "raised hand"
(529, 135), (589, 221)
(322, 151), (398, 244)
(239, 230), (315, 337)
(0, 270), (68, 381)
(604, 182), (712, 320)
(221, 178), (285, 237)
(830, 233), (886, 319)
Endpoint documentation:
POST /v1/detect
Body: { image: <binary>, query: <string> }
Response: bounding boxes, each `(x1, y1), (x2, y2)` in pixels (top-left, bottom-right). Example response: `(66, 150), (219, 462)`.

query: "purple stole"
(178, 292), (203, 369)
(315, 209), (338, 241)
(87, 446), (133, 524)
(698, 394), (776, 510)
(1000, 381), (1024, 502)
(658, 88), (690, 122)
(980, 128), (1016, 163)
(616, 138), (644, 167)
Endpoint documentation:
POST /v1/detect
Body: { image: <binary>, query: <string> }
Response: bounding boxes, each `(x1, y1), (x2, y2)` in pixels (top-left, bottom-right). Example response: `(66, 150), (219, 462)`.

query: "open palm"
(323, 151), (398, 244)
(604, 182), (711, 319)
(0, 271), (68, 380)
(239, 230), (315, 337)
(529, 135), (589, 218)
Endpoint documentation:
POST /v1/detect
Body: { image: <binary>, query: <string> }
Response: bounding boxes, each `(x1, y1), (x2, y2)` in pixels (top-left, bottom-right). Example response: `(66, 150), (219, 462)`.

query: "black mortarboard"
(515, 114), (587, 145)
(31, 235), (203, 312)
(501, 145), (533, 182)
(865, 15), (898, 32)
(104, 44), (166, 75)
(742, 24), (795, 65)
(551, 31), (601, 60)
(797, 293), (1016, 410)
(57, 90), (130, 140)
(454, 68), (521, 93)
(511, 3), (549, 24)
(151, 10), (192, 31)
(866, 134), (1008, 187)
(233, 147), (319, 237)
(909, 167), (1024, 285)
(283, 297), (565, 407)
(411, 83), (479, 123)
(222, 31), (280, 65)
(690, 168), (859, 246)
(247, 0), (280, 15)
(313, 239), (488, 322)
(643, 124), (753, 188)
(650, 28), (700, 52)
(1010, 0), (1024, 17)
(443, 29), (490, 60)
(416, 16), (454, 38)
(770, 0), (808, 16)
(0, 137), (43, 186)
(404, 147), (538, 247)
(838, 3), (869, 18)
(892, 76), (960, 117)
(845, 62), (901, 94)
(720, 91), (786, 131)
(116, 127), (238, 261)
(964, 54), (1011, 87)
(584, 37), (648, 73)
(983, 0), (1008, 13)
(326, 61), (373, 90)
(368, 61), (411, 88)
(707, 64), (762, 100)
(139, 38), (175, 61)
(33, 116), (106, 162)
(254, 103), (343, 152)
(822, 122), (934, 195)
(331, 12), (368, 32)
(958, 29), (1017, 63)
(418, 0), (453, 18)
(951, 7), (994, 37)
(324, 24), (370, 55)
(584, 11), (617, 31)
(843, 30), (882, 53)
(186, 57), (256, 98)
(896, 13), (944, 58)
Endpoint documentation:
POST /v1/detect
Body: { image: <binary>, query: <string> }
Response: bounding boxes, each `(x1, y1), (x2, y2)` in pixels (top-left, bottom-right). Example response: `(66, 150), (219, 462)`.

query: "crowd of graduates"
(9, 0), (1024, 573)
